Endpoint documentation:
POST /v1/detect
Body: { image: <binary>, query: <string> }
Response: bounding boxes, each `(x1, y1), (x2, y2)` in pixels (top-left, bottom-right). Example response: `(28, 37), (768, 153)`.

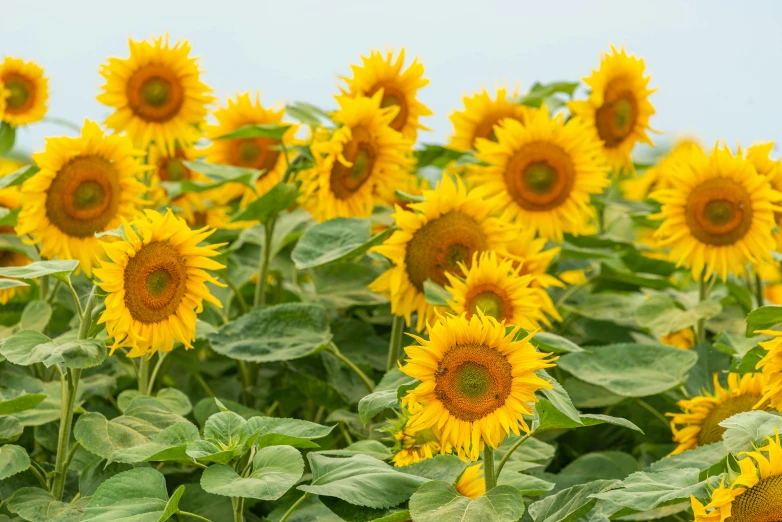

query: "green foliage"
(200, 445), (304, 499)
(83, 468), (184, 522)
(291, 217), (392, 269)
(409, 482), (525, 522)
(0, 445), (29, 481)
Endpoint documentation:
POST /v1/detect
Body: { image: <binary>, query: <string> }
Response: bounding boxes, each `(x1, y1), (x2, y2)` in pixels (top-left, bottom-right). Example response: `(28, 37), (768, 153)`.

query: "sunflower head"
(0, 57), (48, 126)
(568, 45), (657, 171)
(659, 328), (695, 350)
(388, 401), (447, 467)
(401, 312), (555, 461)
(94, 209), (226, 357)
(98, 35), (214, 154)
(470, 107), (610, 241)
(339, 48), (431, 141)
(755, 333), (782, 412)
(745, 142), (782, 252)
(448, 85), (530, 151)
(505, 228), (564, 290)
(15, 120), (148, 276)
(621, 139), (702, 201)
(651, 144), (782, 281)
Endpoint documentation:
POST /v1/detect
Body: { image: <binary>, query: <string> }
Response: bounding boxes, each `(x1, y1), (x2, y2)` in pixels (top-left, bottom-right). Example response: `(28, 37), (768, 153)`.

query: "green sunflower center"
(698, 394), (761, 446)
(162, 158), (188, 182)
(455, 362), (493, 399)
(124, 241), (188, 323)
(412, 428), (440, 447)
(686, 178), (753, 246)
(330, 126), (376, 200)
(525, 162), (558, 194)
(238, 140), (261, 164)
(704, 200), (735, 226)
(595, 78), (638, 148)
(6, 79), (30, 110)
(730, 474), (782, 522)
(72, 180), (107, 211)
(142, 78), (171, 107)
(469, 291), (505, 320)
(146, 268), (173, 298)
(506, 142), (575, 211)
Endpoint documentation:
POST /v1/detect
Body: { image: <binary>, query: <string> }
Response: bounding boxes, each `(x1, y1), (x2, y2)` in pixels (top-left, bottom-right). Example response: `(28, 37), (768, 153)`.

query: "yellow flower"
(755, 332), (782, 412)
(300, 91), (413, 222)
(651, 144), (782, 281)
(621, 139), (702, 201)
(206, 92), (297, 202)
(455, 464), (486, 499)
(692, 432), (782, 521)
(659, 328), (695, 350)
(98, 35), (213, 154)
(568, 45), (656, 171)
(0, 158), (25, 212)
(339, 48), (431, 141)
(390, 402), (447, 467)
(746, 142), (782, 252)
(667, 373), (767, 455)
(15, 120), (147, 276)
(448, 85), (530, 151)
(94, 209), (226, 357)
(147, 143), (203, 205)
(445, 251), (558, 329)
(401, 312), (555, 461)
(0, 57), (48, 126)
(559, 269), (589, 286)
(173, 192), (257, 231)
(369, 176), (518, 332)
(506, 228), (564, 290)
(759, 261), (782, 305)
(470, 107), (610, 241)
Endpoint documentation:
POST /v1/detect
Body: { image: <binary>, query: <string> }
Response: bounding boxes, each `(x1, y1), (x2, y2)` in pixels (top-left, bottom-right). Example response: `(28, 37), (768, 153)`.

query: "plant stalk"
(146, 351), (169, 395)
(387, 314), (405, 371)
(232, 497), (244, 522)
(254, 218), (276, 308)
(483, 445), (497, 491)
(494, 432), (532, 480)
(696, 275), (709, 343)
(280, 492), (310, 522)
(138, 356), (150, 394)
(755, 272), (765, 308)
(329, 343), (374, 392)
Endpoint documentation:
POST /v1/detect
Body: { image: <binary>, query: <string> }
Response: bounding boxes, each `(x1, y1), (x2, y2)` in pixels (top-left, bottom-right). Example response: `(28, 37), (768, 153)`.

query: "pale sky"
(4, 0), (782, 157)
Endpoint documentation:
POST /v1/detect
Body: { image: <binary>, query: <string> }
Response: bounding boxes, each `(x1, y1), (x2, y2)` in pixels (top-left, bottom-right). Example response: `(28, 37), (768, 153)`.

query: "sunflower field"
(1, 35), (782, 522)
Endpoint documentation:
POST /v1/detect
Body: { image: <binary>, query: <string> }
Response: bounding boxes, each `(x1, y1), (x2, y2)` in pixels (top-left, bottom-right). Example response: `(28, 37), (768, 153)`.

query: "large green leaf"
(0, 417), (23, 443)
(720, 410), (782, 454)
(746, 305), (782, 335)
(186, 411), (250, 464)
(208, 303), (332, 362)
(357, 389), (399, 425)
(1, 330), (106, 369)
(530, 332), (585, 354)
(648, 443), (727, 473)
(231, 182), (298, 223)
(557, 344), (698, 397)
(527, 479), (619, 522)
(7, 488), (85, 522)
(0, 391), (46, 416)
(181, 161), (262, 193)
(635, 294), (721, 335)
(0, 260), (79, 283)
(0, 164), (39, 190)
(200, 445), (304, 500)
(298, 453), (427, 509)
(408, 481), (525, 522)
(83, 468), (184, 522)
(0, 445), (30, 480)
(591, 469), (721, 512)
(536, 371), (581, 425)
(400, 455), (469, 483)
(19, 301), (52, 332)
(291, 217), (392, 269)
(246, 416), (334, 449)
(108, 422), (200, 464)
(532, 399), (642, 434)
(215, 122), (291, 142)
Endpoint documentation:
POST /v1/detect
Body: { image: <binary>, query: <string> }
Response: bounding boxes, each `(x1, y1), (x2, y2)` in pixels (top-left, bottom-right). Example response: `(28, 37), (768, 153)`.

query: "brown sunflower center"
(465, 285), (511, 321)
(505, 142), (575, 211)
(159, 157), (190, 182)
(595, 78), (638, 147)
(404, 211), (488, 290)
(473, 111), (524, 147)
(697, 394), (761, 446)
(686, 178), (753, 246)
(729, 474), (782, 522)
(123, 241), (188, 324)
(126, 65), (185, 123)
(229, 137), (281, 173)
(374, 85), (408, 131)
(435, 343), (513, 421)
(4, 74), (35, 113)
(330, 126), (376, 200)
(46, 156), (120, 237)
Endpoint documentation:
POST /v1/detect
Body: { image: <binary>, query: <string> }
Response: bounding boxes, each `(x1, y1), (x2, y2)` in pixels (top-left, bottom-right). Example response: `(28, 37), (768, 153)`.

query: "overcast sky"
(4, 1), (781, 158)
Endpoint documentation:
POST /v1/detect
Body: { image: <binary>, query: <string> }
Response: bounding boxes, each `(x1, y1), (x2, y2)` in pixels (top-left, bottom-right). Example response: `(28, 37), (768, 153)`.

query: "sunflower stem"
(177, 512), (212, 522)
(387, 314), (405, 371)
(232, 496), (244, 522)
(254, 217), (276, 308)
(146, 351), (168, 395)
(328, 343), (374, 392)
(280, 492), (310, 522)
(494, 432), (532, 481)
(483, 445), (497, 491)
(138, 356), (150, 395)
(65, 277), (84, 318)
(696, 275), (710, 343)
(40, 275), (49, 301)
(755, 272), (765, 309)
(222, 270), (248, 316)
(51, 367), (81, 501)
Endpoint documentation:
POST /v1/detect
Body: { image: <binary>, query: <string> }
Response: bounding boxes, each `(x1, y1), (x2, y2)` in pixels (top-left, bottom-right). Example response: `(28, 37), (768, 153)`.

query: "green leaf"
(79, 460), (134, 498)
(532, 399), (643, 434)
(0, 207), (20, 227)
(0, 392), (46, 415)
(423, 279), (451, 307)
(498, 473), (555, 497)
(231, 182), (299, 223)
(154, 388), (192, 417)
(517, 81), (580, 108)
(536, 370), (581, 425)
(298, 453), (427, 509)
(181, 160), (262, 193)
(357, 389), (398, 425)
(286, 101), (332, 126)
(0, 445), (30, 480)
(0, 122), (16, 156)
(8, 381), (61, 426)
(598, 262), (673, 290)
(246, 416), (334, 449)
(530, 332), (585, 353)
(7, 488), (85, 522)
(0, 260), (79, 283)
(557, 343), (698, 397)
(648, 443), (727, 473)
(292, 217), (392, 269)
(746, 305), (782, 335)
(19, 301), (52, 332)
(635, 294), (721, 335)
(414, 145), (471, 169)
(186, 411), (249, 464)
(558, 451), (639, 483)
(1, 330), (106, 369)
(527, 479), (619, 522)
(309, 262), (387, 308)
(0, 417), (24, 443)
(730, 345), (766, 373)
(0, 278), (27, 292)
(591, 469), (719, 512)
(108, 422), (200, 464)
(200, 445), (304, 500)
(400, 454), (469, 483)
(720, 410), (782, 454)
(408, 482), (525, 522)
(215, 122), (291, 142)
(208, 303), (332, 362)
(0, 165), (41, 191)
(83, 468), (184, 522)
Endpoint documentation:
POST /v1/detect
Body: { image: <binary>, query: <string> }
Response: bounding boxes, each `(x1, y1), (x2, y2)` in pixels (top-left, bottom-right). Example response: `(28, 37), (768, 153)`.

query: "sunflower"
(98, 35), (213, 155)
(754, 332), (782, 412)
(15, 120), (147, 276)
(300, 91), (412, 222)
(470, 107), (610, 241)
(401, 312), (555, 461)
(369, 176), (518, 332)
(147, 143), (203, 205)
(667, 373), (767, 455)
(621, 139), (702, 201)
(559, 269), (590, 286)
(448, 85), (530, 151)
(746, 142), (782, 252)
(94, 209), (225, 357)
(339, 48), (431, 141)
(506, 228), (563, 290)
(692, 432), (782, 522)
(206, 92), (296, 201)
(568, 46), (656, 171)
(455, 464), (486, 499)
(0, 158), (24, 218)
(0, 57), (48, 126)
(659, 328), (695, 350)
(173, 192), (257, 231)
(650, 145), (782, 282)
(445, 251), (556, 329)
(390, 401), (448, 467)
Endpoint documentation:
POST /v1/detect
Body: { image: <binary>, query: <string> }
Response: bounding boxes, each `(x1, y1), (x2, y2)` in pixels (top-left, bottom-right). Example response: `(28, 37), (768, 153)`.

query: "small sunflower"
(444, 251), (556, 329)
(173, 192), (257, 231)
(98, 35), (213, 154)
(390, 402), (447, 467)
(94, 209), (226, 357)
(455, 464), (486, 499)
(621, 139), (702, 201)
(568, 45), (656, 171)
(206, 92), (296, 201)
(300, 91), (412, 222)
(448, 85), (530, 151)
(147, 143), (202, 205)
(659, 328), (695, 350)
(470, 107), (610, 241)
(755, 332), (782, 412)
(369, 176), (518, 332)
(746, 142), (782, 252)
(15, 120), (147, 276)
(692, 432), (782, 522)
(339, 48), (431, 141)
(0, 57), (48, 126)
(401, 312), (555, 461)
(650, 144), (782, 282)
(667, 373), (767, 455)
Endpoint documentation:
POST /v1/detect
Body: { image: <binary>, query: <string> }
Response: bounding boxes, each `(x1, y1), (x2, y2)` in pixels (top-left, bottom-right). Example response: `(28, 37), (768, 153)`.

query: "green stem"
(254, 218), (276, 308)
(178, 512), (213, 522)
(265, 400), (279, 416)
(222, 270), (248, 316)
(39, 275), (49, 301)
(238, 361), (253, 406)
(329, 343), (374, 392)
(280, 492), (310, 522)
(146, 351), (168, 395)
(193, 372), (214, 397)
(637, 399), (670, 428)
(755, 272), (765, 309)
(62, 442), (81, 475)
(45, 279), (60, 304)
(339, 423), (354, 445)
(483, 445), (497, 491)
(232, 497), (244, 522)
(51, 368), (81, 501)
(28, 464), (48, 491)
(138, 356), (150, 394)
(65, 278), (84, 318)
(387, 315), (405, 371)
(494, 432), (532, 480)
(696, 275), (709, 343)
